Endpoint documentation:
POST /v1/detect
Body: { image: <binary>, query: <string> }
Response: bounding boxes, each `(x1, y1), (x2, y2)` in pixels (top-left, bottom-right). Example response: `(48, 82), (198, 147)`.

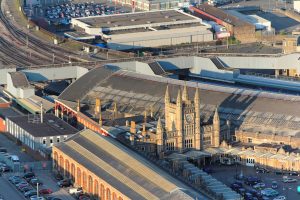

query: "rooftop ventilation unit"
(131, 18), (135, 22)
(107, 21), (111, 24)
(146, 21), (151, 24)
(164, 15), (169, 19)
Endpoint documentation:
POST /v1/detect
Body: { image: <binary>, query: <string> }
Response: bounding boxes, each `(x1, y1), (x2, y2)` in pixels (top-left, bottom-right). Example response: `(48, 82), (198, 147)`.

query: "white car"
(273, 196), (286, 200)
(253, 182), (266, 189)
(69, 187), (83, 195)
(282, 177), (297, 183)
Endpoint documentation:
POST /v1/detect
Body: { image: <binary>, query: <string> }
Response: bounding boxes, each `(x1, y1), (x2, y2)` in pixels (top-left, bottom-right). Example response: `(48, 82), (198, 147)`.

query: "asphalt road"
(211, 165), (300, 200)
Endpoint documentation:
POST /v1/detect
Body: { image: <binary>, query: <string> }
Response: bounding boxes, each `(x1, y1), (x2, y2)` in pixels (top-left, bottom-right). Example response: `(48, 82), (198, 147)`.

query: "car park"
(44, 2), (129, 25)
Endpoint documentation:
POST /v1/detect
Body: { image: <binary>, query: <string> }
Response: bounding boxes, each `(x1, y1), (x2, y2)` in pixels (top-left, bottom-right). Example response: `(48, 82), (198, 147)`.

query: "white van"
(10, 155), (20, 163)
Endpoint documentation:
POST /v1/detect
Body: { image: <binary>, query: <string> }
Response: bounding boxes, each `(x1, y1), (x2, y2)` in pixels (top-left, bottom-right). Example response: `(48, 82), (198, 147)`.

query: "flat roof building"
(6, 113), (78, 158)
(70, 10), (213, 50)
(53, 129), (206, 199)
(190, 4), (256, 41)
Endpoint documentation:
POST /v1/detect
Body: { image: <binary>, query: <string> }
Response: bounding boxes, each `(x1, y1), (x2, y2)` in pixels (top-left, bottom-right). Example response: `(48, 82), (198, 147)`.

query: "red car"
(39, 188), (53, 195)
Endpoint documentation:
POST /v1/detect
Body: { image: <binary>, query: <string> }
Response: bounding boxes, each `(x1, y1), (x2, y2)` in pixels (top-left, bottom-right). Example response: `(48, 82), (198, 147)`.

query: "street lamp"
(37, 182), (39, 198)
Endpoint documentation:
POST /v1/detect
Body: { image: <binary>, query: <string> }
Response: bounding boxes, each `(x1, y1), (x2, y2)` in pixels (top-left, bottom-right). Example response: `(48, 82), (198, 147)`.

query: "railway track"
(0, 0), (88, 66)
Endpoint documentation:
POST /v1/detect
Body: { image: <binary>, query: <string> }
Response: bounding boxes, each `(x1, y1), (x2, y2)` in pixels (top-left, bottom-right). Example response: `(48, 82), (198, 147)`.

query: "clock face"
(185, 113), (193, 124)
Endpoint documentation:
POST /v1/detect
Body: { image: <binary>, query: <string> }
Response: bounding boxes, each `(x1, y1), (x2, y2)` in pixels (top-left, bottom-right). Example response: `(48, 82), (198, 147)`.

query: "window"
(50, 139), (53, 144)
(43, 140), (46, 144)
(57, 137), (60, 143)
(247, 138), (252, 143)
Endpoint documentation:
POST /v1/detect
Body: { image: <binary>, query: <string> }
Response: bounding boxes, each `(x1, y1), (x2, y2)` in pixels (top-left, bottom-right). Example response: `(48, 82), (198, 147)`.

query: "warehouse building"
(70, 10), (213, 50)
(190, 4), (256, 41)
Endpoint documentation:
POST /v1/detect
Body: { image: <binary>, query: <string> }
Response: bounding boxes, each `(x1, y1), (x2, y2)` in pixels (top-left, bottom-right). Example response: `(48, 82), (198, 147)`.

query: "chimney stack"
(76, 99), (80, 112)
(95, 98), (101, 115)
(130, 121), (136, 134)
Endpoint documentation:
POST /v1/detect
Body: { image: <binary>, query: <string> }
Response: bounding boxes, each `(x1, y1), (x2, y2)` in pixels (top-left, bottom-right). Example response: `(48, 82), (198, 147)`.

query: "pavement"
(211, 164), (300, 200)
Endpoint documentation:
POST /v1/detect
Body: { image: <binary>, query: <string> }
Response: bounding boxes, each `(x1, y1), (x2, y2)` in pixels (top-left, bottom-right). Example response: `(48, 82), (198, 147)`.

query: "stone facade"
(53, 146), (127, 200)
(156, 86), (223, 155)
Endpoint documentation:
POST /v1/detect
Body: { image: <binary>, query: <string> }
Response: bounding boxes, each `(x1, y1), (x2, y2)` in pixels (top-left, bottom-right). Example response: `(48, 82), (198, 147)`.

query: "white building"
(294, 0), (300, 12)
(70, 10), (213, 50)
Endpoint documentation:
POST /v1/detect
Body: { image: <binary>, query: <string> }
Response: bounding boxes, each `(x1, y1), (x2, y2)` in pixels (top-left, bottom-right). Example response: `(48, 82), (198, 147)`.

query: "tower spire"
(213, 106), (220, 148)
(182, 82), (189, 102)
(165, 85), (170, 103)
(194, 87), (200, 101)
(176, 88), (182, 105)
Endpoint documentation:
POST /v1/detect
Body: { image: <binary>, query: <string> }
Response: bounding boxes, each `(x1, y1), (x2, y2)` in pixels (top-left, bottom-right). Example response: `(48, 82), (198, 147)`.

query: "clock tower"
(164, 85), (202, 151)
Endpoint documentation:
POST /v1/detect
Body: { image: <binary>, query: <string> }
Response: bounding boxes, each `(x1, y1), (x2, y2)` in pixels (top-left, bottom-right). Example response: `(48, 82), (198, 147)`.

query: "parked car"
(16, 181), (28, 188)
(275, 171), (286, 175)
(54, 173), (63, 181)
(23, 172), (35, 181)
(289, 171), (299, 176)
(0, 165), (11, 172)
(282, 177), (297, 183)
(256, 167), (270, 173)
(30, 196), (45, 200)
(9, 175), (20, 182)
(245, 176), (261, 186)
(57, 179), (72, 187)
(39, 188), (53, 195)
(30, 178), (43, 186)
(273, 196), (286, 200)
(261, 188), (279, 197)
(13, 178), (24, 185)
(230, 183), (241, 191)
(271, 181), (278, 189)
(20, 186), (32, 193)
(253, 182), (265, 189)
(69, 187), (83, 195)
(46, 197), (62, 200)
(24, 190), (37, 198)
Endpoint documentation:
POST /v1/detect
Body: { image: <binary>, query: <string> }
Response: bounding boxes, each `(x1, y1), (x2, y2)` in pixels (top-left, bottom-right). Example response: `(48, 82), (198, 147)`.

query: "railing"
(244, 72), (300, 82)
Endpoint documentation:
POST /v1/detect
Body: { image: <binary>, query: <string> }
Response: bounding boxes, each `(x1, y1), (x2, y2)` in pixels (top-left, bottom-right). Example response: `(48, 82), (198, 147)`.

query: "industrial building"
(5, 113), (78, 157)
(225, 10), (272, 31)
(70, 10), (213, 50)
(53, 129), (205, 200)
(190, 4), (256, 41)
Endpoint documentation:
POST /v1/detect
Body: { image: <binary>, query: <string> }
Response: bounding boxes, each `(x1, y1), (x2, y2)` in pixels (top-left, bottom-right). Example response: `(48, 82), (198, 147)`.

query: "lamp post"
(37, 182), (39, 198)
